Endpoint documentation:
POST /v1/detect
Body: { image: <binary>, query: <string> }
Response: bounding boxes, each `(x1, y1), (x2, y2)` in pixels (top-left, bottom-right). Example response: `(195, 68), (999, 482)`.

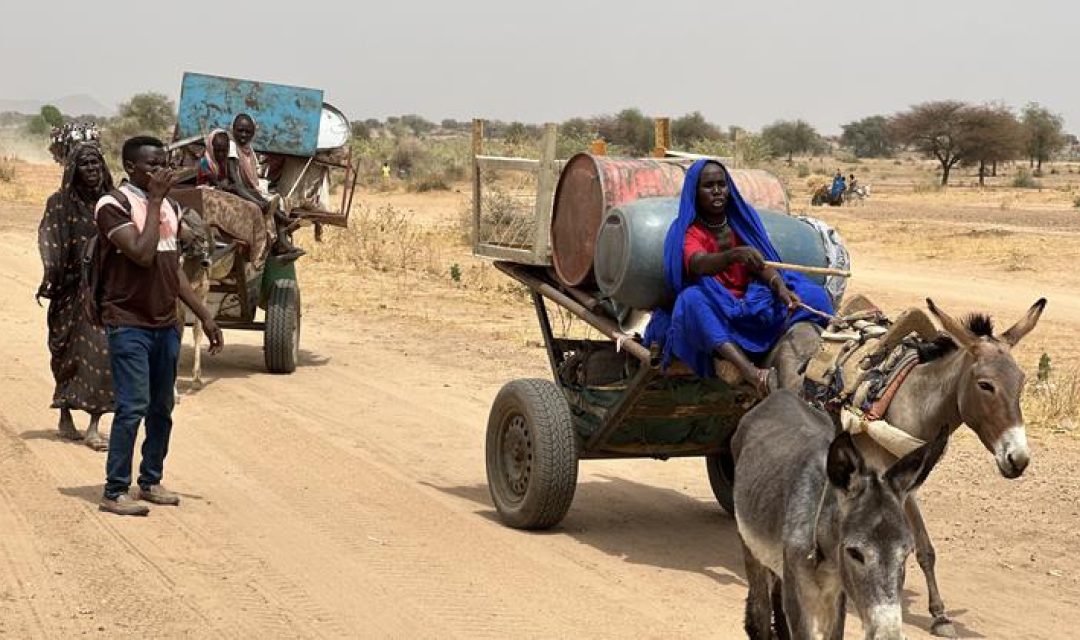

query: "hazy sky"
(1, 0), (1073, 134)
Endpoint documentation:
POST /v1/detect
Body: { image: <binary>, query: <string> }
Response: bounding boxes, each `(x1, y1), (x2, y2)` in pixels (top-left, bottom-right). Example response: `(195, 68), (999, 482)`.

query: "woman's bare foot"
(57, 409), (82, 441)
(84, 414), (108, 451)
(83, 432), (109, 451)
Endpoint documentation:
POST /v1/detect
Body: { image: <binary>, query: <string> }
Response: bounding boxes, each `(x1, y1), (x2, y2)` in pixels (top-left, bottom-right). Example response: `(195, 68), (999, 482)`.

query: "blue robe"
(642, 159), (833, 378)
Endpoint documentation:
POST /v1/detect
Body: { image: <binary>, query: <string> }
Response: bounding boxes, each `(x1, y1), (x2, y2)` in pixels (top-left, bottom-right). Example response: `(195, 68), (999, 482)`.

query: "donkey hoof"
(191, 379), (204, 391)
(931, 617), (958, 638)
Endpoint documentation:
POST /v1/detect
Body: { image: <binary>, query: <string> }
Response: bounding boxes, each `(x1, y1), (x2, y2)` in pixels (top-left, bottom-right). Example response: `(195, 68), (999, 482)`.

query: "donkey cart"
(486, 261), (755, 529)
(167, 72), (358, 375)
(472, 122), (849, 530)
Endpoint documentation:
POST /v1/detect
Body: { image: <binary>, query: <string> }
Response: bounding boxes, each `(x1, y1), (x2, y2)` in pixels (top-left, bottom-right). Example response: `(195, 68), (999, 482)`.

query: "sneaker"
(137, 484), (180, 506)
(100, 493), (150, 516)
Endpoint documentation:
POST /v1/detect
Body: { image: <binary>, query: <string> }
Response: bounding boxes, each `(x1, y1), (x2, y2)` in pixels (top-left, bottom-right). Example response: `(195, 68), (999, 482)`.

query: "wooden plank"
(473, 244), (550, 265)
(532, 123), (558, 261)
(471, 119), (484, 250)
(475, 156), (540, 173)
(653, 117), (671, 157)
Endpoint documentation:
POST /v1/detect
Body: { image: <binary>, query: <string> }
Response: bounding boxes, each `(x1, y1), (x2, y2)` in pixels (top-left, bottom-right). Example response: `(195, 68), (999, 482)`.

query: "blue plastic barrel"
(594, 197), (841, 310)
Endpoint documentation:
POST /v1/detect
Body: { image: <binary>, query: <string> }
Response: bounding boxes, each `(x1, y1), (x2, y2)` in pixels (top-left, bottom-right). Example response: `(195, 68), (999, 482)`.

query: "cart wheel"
(486, 379), (578, 530)
(264, 279), (300, 374)
(706, 449), (736, 515)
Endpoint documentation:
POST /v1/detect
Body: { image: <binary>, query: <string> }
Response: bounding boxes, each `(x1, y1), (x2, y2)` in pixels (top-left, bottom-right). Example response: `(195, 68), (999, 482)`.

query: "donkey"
(763, 297), (1046, 637)
(177, 207), (213, 393)
(734, 390), (949, 640)
(852, 298), (1045, 637)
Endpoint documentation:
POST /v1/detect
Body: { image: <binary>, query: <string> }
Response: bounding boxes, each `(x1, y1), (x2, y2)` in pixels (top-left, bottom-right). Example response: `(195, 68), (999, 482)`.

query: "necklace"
(704, 217), (729, 230)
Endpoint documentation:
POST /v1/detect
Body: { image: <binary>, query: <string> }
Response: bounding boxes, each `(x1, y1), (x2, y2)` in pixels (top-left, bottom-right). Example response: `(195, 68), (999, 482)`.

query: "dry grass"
(0, 156), (17, 183)
(0, 157), (60, 206)
(1025, 368), (1080, 435)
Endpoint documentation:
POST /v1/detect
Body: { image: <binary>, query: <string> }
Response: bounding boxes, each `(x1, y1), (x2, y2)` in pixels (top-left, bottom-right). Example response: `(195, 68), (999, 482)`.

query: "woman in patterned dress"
(37, 143), (115, 450)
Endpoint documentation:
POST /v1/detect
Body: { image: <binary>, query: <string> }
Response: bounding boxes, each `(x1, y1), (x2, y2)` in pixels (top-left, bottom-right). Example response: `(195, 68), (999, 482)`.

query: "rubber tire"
(706, 449), (736, 515)
(486, 379), (579, 530)
(264, 279), (300, 374)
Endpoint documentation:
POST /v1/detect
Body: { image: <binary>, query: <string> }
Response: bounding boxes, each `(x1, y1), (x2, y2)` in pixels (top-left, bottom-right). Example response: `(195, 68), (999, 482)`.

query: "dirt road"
(0, 200), (1077, 639)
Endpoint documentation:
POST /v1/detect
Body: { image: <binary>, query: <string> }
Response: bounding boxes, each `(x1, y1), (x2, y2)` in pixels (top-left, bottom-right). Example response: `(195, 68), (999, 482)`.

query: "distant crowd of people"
(48, 122), (100, 164)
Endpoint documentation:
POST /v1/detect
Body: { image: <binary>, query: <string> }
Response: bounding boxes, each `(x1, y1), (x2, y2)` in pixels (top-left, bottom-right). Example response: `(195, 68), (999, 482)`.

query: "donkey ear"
(827, 432), (865, 492)
(926, 298), (976, 350)
(885, 429), (949, 496)
(1002, 298), (1047, 347)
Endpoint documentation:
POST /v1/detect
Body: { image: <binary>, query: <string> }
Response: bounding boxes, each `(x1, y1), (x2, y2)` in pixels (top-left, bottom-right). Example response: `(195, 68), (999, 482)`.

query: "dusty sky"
(0, 0), (1072, 134)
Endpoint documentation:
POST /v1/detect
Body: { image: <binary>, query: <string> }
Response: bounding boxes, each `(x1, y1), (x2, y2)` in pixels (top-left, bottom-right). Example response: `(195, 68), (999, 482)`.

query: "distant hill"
(0, 94), (113, 118)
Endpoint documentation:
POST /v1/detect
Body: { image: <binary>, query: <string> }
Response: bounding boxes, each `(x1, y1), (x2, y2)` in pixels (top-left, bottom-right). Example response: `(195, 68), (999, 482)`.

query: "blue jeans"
(104, 326), (180, 499)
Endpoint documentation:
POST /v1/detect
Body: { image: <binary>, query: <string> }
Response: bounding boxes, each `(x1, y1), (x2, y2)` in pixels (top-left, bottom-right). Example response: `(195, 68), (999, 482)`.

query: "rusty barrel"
(550, 154), (789, 287)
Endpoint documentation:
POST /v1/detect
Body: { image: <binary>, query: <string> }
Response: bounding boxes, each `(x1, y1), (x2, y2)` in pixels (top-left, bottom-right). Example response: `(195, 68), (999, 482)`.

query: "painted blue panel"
(177, 72), (324, 156)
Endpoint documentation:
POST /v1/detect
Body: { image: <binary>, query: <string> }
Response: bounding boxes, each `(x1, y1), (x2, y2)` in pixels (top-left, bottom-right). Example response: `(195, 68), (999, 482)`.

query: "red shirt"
(684, 222), (752, 297)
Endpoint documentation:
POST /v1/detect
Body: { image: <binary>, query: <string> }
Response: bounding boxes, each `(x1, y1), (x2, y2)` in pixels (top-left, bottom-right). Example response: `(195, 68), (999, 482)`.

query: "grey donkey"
(733, 390), (949, 639)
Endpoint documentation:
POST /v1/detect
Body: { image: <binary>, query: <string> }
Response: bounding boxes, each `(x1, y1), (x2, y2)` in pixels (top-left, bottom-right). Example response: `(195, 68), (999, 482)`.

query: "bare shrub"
(913, 180), (943, 194)
(1025, 368), (1080, 432)
(1012, 167), (1041, 189)
(308, 204), (442, 276)
(0, 156), (16, 183)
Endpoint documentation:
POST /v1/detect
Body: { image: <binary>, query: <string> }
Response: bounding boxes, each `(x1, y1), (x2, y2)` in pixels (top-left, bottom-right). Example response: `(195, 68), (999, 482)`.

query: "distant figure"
(847, 173), (858, 192)
(37, 143), (115, 450)
(830, 171), (846, 203)
(381, 161), (391, 180)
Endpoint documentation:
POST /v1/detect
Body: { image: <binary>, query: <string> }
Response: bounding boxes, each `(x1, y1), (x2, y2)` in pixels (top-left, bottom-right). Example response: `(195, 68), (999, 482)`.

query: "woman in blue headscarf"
(644, 159), (833, 395)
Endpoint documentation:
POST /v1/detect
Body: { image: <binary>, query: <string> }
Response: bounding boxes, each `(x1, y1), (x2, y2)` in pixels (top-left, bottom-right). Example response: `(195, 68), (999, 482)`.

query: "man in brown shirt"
(94, 136), (223, 516)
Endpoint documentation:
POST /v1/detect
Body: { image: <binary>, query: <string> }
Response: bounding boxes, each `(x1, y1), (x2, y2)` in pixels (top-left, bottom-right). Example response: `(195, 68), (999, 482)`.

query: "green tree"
(400, 114), (435, 136)
(959, 105), (1024, 186)
(890, 100), (970, 186)
(117, 92), (175, 134)
(40, 104), (64, 128)
(840, 115), (895, 158)
(350, 121), (371, 142)
(596, 108), (653, 155)
(1021, 102), (1066, 174)
(760, 119), (822, 162)
(671, 111), (722, 147)
(504, 121), (529, 145)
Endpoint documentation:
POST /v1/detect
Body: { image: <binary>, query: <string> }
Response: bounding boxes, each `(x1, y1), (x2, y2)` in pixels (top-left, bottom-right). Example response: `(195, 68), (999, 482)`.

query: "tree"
(350, 121), (371, 142)
(890, 100), (969, 186)
(671, 111), (722, 147)
(399, 114), (435, 136)
(116, 92), (175, 134)
(958, 105), (1024, 186)
(596, 108), (653, 155)
(1021, 103), (1066, 174)
(840, 115), (895, 158)
(40, 104), (64, 128)
(504, 121), (529, 145)
(560, 117), (591, 139)
(760, 119), (822, 162)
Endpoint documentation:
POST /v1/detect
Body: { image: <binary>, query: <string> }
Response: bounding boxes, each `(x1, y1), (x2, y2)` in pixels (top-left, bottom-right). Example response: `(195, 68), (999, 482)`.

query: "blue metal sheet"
(177, 72), (324, 156)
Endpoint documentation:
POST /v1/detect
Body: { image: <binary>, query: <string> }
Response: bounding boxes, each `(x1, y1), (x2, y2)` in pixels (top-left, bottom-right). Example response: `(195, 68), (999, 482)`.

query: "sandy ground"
(0, 179), (1078, 639)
